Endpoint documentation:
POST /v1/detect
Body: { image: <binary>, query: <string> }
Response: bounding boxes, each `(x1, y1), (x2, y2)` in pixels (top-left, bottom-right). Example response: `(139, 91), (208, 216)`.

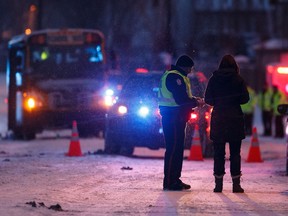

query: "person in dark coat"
(204, 54), (249, 193)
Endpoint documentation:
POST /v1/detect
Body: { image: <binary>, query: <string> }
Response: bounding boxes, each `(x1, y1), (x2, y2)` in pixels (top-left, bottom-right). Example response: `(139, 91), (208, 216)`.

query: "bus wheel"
(13, 131), (36, 140)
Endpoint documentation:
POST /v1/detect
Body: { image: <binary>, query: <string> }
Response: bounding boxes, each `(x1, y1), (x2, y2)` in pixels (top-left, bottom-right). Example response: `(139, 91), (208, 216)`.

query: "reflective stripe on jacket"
(158, 70), (192, 107)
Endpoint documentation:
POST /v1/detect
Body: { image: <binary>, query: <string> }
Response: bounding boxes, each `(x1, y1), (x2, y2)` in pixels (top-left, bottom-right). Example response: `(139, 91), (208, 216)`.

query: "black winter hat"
(176, 55), (194, 67)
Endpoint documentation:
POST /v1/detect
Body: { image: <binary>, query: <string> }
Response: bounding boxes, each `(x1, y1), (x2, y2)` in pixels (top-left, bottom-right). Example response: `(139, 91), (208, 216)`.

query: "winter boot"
(232, 176), (244, 193)
(213, 177), (223, 193)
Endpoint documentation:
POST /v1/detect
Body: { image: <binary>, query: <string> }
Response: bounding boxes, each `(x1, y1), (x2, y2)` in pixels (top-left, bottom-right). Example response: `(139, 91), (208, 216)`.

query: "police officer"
(241, 86), (257, 135)
(258, 83), (273, 136)
(158, 55), (203, 191)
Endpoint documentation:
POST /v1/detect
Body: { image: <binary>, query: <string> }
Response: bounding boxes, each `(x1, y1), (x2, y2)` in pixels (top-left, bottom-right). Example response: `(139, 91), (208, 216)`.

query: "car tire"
(120, 144), (134, 156)
(104, 132), (121, 154)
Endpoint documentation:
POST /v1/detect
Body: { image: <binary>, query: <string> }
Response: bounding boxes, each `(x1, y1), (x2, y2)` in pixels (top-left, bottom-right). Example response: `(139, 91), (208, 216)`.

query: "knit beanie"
(176, 55), (194, 67)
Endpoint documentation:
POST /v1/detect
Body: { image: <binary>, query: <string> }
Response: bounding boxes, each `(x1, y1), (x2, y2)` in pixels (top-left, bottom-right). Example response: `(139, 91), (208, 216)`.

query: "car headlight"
(138, 106), (149, 118)
(103, 88), (117, 107)
(118, 105), (127, 115)
(104, 95), (114, 107)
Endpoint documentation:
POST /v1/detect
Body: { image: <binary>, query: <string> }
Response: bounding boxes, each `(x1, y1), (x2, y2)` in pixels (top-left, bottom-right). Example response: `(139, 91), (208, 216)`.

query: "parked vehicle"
(104, 70), (164, 155)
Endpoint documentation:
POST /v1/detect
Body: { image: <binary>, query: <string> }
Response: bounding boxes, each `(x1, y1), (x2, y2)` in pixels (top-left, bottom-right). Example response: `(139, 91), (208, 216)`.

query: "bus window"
(30, 44), (105, 79)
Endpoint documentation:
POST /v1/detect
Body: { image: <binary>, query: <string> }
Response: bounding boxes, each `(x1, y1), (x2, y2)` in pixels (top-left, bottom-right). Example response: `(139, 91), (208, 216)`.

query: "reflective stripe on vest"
(158, 70), (192, 107)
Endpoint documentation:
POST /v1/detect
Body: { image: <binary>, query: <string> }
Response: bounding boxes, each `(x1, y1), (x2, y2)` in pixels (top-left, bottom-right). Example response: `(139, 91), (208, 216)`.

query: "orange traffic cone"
(188, 124), (203, 161)
(66, 120), (83, 156)
(246, 127), (263, 162)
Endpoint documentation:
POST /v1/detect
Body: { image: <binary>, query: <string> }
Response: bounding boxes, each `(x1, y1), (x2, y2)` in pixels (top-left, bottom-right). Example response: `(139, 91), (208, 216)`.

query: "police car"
(104, 69), (164, 155)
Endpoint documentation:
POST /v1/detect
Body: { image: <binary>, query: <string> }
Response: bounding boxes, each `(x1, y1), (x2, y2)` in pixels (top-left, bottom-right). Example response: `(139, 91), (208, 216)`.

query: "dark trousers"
(275, 115), (284, 138)
(262, 110), (272, 136)
(162, 114), (186, 187)
(213, 140), (242, 177)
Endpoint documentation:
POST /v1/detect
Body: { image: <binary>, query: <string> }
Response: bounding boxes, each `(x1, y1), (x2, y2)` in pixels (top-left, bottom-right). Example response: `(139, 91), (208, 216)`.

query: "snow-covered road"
(0, 135), (287, 215)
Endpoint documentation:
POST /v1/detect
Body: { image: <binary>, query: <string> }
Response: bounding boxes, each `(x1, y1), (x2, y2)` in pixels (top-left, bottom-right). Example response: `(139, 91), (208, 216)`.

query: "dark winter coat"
(204, 68), (249, 142)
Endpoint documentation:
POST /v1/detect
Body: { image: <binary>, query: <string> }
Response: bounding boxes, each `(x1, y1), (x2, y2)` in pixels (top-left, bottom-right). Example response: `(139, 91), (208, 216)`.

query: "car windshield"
(121, 74), (161, 98)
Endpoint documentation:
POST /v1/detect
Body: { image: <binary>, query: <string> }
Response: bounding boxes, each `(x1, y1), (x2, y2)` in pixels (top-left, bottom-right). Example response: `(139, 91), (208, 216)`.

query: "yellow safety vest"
(272, 90), (287, 115)
(258, 87), (273, 111)
(241, 86), (257, 113)
(158, 70), (192, 107)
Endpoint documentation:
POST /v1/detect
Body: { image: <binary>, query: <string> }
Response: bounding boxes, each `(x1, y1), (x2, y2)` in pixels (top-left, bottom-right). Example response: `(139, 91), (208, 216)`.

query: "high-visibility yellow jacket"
(158, 70), (192, 107)
(241, 86), (257, 114)
(272, 90), (287, 115)
(258, 87), (273, 111)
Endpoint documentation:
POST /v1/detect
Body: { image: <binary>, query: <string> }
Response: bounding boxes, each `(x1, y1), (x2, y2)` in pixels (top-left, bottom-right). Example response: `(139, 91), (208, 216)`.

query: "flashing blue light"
(138, 106), (149, 118)
(105, 89), (114, 96)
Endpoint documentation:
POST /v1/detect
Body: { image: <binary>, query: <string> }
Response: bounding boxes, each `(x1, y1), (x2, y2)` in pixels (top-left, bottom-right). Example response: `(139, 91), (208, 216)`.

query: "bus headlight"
(23, 92), (43, 111)
(27, 97), (36, 109)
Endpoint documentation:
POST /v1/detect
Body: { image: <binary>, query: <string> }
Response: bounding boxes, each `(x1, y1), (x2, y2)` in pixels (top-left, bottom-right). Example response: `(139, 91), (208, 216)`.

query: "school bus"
(6, 28), (113, 139)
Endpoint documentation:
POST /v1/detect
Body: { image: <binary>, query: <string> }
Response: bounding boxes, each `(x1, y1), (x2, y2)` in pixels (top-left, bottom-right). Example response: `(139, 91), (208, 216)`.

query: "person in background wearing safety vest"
(271, 85), (287, 138)
(204, 54), (249, 193)
(241, 86), (257, 136)
(158, 55), (204, 191)
(258, 82), (273, 136)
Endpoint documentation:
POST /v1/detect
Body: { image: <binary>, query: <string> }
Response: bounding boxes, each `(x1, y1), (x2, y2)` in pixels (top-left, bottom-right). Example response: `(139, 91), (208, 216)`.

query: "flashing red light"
(277, 67), (288, 74)
(135, 68), (148, 73)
